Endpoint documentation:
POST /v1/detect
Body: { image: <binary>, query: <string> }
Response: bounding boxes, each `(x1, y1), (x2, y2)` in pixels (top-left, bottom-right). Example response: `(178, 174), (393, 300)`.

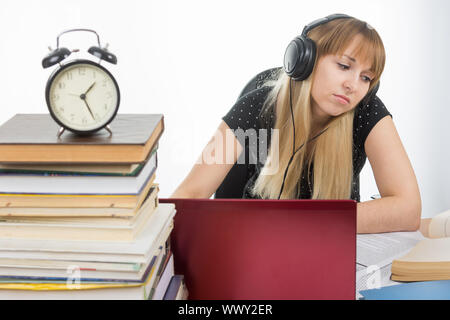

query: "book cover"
(359, 280), (450, 300)
(152, 253), (174, 300)
(163, 275), (183, 300)
(0, 114), (163, 163)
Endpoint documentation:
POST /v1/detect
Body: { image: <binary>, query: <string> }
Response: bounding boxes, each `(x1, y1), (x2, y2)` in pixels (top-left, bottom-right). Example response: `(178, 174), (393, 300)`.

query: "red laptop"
(159, 199), (356, 300)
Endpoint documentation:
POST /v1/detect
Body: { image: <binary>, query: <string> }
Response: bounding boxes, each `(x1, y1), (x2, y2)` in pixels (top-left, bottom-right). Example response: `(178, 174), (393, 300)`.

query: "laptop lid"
(159, 198), (356, 300)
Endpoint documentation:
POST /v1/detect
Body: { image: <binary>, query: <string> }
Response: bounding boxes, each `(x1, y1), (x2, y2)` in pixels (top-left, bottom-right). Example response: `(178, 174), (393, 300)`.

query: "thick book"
(359, 280), (450, 300)
(0, 185), (159, 241)
(0, 203), (175, 264)
(0, 205), (175, 282)
(0, 185), (158, 222)
(0, 143), (158, 176)
(0, 172), (156, 210)
(0, 241), (170, 299)
(0, 232), (168, 282)
(0, 141), (158, 177)
(391, 209), (450, 281)
(0, 114), (164, 163)
(0, 149), (157, 195)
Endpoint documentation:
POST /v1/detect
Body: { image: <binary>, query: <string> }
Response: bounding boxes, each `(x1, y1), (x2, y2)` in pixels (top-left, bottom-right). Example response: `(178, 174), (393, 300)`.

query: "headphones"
(283, 13), (379, 104)
(42, 29), (117, 68)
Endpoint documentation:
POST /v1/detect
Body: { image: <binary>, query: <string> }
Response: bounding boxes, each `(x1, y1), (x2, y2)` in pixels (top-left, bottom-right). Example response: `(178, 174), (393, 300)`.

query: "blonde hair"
(251, 17), (385, 199)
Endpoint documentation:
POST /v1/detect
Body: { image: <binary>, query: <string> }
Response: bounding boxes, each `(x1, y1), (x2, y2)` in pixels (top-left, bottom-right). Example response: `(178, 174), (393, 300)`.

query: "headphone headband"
(301, 14), (352, 36)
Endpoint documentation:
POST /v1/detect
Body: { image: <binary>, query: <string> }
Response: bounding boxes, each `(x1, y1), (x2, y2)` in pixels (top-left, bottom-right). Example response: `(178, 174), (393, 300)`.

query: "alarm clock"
(42, 29), (120, 136)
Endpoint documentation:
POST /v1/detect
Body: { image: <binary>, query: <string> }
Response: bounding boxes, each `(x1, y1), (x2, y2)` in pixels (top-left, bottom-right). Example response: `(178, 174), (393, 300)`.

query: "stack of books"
(0, 114), (187, 299)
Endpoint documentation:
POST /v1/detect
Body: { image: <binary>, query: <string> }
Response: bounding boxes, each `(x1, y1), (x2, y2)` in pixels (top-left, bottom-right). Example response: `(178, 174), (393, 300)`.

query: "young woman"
(171, 14), (421, 234)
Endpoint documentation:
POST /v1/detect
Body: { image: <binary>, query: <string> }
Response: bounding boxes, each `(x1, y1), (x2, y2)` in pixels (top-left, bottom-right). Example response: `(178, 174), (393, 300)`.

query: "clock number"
(58, 82), (66, 90)
(52, 93), (60, 101)
(66, 72), (73, 80)
(92, 71), (97, 78)
(78, 68), (86, 76)
(104, 103), (108, 110)
(102, 79), (108, 87)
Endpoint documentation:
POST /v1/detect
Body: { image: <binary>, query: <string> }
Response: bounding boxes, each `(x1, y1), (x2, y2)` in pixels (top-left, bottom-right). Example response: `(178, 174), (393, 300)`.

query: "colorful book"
(0, 241), (167, 283)
(0, 242), (170, 299)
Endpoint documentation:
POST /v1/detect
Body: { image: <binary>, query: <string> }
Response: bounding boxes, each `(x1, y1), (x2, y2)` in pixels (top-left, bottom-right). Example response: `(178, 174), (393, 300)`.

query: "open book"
(391, 209), (450, 281)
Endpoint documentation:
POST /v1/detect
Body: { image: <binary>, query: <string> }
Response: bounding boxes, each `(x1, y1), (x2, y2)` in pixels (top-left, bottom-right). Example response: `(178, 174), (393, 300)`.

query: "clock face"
(46, 60), (120, 133)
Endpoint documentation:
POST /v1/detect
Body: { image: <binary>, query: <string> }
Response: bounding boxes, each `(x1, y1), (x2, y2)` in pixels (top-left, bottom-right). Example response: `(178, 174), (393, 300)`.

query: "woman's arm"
(357, 116), (421, 233)
(170, 120), (243, 198)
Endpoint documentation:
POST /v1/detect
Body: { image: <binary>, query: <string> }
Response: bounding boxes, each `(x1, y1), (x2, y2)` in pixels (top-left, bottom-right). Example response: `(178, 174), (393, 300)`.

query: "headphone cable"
(277, 79), (328, 200)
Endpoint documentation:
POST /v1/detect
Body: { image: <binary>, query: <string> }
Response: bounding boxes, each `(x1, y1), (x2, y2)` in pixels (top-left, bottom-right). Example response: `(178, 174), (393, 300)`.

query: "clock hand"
(81, 96), (96, 120)
(84, 82), (96, 95)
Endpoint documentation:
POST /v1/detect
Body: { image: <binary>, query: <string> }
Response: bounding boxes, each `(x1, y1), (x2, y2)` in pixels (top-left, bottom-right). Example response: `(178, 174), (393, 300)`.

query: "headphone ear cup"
(283, 36), (316, 81)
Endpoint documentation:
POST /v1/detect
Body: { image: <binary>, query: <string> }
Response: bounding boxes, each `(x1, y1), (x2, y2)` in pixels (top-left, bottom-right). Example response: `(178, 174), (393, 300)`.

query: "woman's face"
(310, 34), (375, 123)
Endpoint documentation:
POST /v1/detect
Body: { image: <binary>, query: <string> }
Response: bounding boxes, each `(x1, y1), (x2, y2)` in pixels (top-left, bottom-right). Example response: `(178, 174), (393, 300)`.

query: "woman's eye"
(362, 75), (372, 83)
(338, 63), (350, 70)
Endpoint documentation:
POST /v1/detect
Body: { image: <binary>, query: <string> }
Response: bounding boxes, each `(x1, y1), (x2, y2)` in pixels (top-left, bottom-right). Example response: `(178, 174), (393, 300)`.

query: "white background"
(0, 0), (448, 218)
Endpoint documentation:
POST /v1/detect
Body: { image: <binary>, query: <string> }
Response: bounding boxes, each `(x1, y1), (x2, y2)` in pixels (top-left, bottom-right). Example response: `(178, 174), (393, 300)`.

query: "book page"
(396, 237), (450, 262)
(429, 209), (450, 238)
(357, 231), (424, 268)
(355, 231), (424, 298)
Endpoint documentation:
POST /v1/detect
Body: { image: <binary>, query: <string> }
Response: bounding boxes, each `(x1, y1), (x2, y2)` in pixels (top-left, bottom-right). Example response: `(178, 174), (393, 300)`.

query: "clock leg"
(105, 125), (112, 136)
(57, 127), (65, 138)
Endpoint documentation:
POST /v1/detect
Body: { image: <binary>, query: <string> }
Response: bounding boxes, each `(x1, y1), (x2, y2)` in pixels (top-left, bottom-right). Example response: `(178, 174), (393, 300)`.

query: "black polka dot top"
(221, 85), (392, 201)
